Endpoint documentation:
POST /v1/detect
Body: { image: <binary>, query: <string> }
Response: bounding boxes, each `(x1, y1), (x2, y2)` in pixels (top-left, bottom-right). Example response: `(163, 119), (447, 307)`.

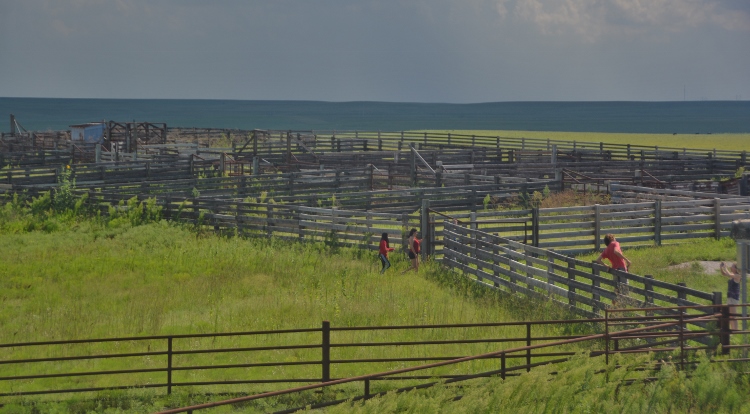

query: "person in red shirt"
(379, 233), (395, 274)
(595, 234), (631, 272)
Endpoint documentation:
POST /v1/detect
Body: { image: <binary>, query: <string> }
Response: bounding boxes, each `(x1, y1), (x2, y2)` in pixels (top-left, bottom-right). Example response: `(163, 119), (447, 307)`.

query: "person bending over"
(595, 234), (631, 272)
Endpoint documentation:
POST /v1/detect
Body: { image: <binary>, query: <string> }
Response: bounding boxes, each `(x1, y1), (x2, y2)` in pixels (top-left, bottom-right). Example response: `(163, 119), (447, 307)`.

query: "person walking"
(595, 234), (631, 272)
(720, 262), (742, 331)
(402, 228), (420, 274)
(378, 233), (395, 274)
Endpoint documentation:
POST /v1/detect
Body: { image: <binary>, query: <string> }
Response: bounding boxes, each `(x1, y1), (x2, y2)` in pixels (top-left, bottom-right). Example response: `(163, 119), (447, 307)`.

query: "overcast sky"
(0, 0), (748, 102)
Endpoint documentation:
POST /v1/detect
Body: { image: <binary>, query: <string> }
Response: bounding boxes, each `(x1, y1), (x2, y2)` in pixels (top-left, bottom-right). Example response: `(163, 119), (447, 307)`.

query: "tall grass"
(0, 208), (580, 408)
(326, 353), (750, 414)
(0, 193), (742, 413)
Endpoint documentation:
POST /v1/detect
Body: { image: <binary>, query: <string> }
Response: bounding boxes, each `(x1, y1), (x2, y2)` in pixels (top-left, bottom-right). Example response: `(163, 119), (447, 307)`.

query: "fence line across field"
(441, 221), (720, 319)
(67, 188), (750, 255)
(0, 306), (746, 403)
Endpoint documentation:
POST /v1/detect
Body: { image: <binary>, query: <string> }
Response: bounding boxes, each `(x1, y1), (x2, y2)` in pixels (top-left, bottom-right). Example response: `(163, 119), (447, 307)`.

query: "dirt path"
(666, 261), (724, 274)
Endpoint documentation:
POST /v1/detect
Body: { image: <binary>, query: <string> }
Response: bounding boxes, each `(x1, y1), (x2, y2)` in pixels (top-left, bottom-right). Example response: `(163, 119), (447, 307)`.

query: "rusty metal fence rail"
(1, 306), (748, 406)
(155, 304), (749, 414)
(0, 319), (595, 399)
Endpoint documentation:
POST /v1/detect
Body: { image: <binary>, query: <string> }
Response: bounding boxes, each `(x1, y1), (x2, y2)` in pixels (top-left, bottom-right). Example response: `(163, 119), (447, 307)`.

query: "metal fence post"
(720, 303), (731, 355)
(167, 336), (173, 395)
(679, 311), (685, 370)
(322, 321), (331, 382)
(605, 310), (610, 365)
(501, 353), (506, 380)
(526, 323), (531, 372)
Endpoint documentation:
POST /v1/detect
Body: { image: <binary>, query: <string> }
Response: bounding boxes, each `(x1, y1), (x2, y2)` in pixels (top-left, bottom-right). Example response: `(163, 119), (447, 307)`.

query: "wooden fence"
(441, 222), (721, 318)
(213, 130), (748, 164)
(423, 196), (750, 256)
(72, 188), (750, 260)
(611, 182), (750, 203)
(5, 129), (747, 173)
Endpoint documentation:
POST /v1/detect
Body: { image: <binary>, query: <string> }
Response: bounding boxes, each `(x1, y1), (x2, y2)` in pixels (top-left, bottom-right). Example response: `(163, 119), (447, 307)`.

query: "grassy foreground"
(326, 353), (750, 414)
(0, 203), (582, 411)
(0, 196), (744, 413)
(422, 130), (750, 151)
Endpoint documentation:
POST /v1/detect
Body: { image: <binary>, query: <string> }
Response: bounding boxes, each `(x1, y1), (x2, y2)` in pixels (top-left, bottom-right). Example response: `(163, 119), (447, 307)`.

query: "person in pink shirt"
(595, 234), (631, 272)
(378, 233), (395, 274)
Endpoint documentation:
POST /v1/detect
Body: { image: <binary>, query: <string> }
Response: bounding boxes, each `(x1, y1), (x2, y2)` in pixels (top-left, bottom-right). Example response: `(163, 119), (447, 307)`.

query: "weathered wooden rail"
(441, 222), (722, 318)
(611, 182), (750, 203)
(423, 196), (750, 256)
(205, 130), (748, 164)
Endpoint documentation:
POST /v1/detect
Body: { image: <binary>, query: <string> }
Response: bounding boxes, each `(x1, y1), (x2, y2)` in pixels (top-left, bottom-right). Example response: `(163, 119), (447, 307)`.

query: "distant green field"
(422, 130), (750, 151)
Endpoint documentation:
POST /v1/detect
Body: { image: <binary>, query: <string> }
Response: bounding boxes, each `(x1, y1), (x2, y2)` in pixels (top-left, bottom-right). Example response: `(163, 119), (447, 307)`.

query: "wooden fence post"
(410, 144), (417, 186)
(567, 260), (576, 307)
(547, 256), (555, 287)
(368, 165), (374, 190)
(644, 275), (654, 306)
(402, 213), (410, 249)
(531, 207), (540, 247)
(551, 144), (557, 168)
(594, 204), (601, 251)
(714, 198), (721, 240)
(654, 200), (662, 246)
(421, 199), (430, 261)
(286, 131), (292, 164)
(591, 263), (601, 313)
(525, 247), (533, 289)
(677, 282), (687, 309)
